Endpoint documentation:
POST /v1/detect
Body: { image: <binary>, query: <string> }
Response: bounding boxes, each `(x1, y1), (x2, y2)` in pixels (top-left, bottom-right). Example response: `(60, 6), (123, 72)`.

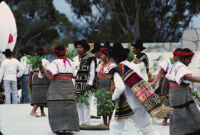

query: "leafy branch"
(25, 54), (42, 71)
(95, 89), (115, 116)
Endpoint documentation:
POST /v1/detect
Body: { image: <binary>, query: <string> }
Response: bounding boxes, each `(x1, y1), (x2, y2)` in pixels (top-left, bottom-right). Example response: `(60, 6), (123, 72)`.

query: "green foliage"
(76, 90), (90, 107)
(191, 90), (200, 103)
(66, 0), (200, 42)
(160, 97), (169, 106)
(6, 0), (79, 56)
(127, 44), (135, 61)
(95, 89), (115, 116)
(25, 54), (42, 70)
(65, 48), (77, 61)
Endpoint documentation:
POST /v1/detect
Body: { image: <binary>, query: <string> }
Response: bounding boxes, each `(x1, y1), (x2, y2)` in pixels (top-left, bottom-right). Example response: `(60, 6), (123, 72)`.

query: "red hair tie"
(52, 46), (67, 55)
(173, 51), (182, 58)
(99, 48), (108, 55)
(181, 51), (195, 57)
(36, 50), (47, 54)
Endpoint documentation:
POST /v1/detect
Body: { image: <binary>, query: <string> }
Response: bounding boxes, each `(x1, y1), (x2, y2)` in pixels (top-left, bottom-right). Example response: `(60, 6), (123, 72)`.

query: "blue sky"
(53, 0), (200, 28)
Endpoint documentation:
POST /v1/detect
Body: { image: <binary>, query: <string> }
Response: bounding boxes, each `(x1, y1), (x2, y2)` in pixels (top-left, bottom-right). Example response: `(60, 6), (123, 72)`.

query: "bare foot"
(162, 120), (169, 126)
(30, 112), (40, 117)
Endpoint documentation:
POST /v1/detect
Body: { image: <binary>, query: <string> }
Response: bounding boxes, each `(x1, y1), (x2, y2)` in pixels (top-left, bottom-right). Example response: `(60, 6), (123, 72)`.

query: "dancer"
(29, 48), (50, 117)
(132, 40), (149, 81)
(162, 48), (200, 135)
(0, 49), (23, 104)
(41, 46), (79, 135)
(73, 39), (97, 125)
(152, 48), (182, 126)
(96, 46), (116, 126)
(109, 42), (160, 135)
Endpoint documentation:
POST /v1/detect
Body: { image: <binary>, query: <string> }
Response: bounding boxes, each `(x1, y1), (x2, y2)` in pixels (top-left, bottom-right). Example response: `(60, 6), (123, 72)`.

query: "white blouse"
(166, 62), (191, 84)
(47, 58), (77, 77)
(159, 58), (173, 73)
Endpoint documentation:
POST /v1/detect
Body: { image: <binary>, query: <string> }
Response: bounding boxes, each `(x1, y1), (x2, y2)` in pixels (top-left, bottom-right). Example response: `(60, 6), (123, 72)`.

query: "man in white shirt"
(0, 49), (23, 104)
(73, 39), (97, 125)
(18, 48), (30, 103)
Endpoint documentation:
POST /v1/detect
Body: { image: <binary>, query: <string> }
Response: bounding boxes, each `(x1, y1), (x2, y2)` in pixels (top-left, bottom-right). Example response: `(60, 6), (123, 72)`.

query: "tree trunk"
(134, 0), (141, 41)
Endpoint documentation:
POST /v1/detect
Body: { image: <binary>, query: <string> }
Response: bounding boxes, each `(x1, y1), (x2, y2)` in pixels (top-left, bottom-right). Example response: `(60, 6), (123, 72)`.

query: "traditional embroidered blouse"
(47, 58), (77, 77)
(166, 61), (191, 84)
(159, 58), (173, 74)
(96, 62), (116, 79)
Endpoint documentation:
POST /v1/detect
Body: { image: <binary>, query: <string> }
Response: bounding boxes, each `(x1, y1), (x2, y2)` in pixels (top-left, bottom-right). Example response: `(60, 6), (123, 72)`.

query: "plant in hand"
(191, 90), (200, 103)
(95, 89), (115, 116)
(25, 54), (42, 70)
(127, 44), (135, 61)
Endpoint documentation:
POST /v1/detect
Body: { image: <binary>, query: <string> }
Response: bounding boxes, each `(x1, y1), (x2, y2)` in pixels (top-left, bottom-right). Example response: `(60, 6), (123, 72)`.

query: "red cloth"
(8, 34), (13, 43)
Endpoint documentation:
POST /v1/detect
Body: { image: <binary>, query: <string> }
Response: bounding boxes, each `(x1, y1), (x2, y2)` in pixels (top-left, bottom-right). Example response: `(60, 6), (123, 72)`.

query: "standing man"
(132, 40), (149, 81)
(18, 48), (30, 103)
(73, 39), (97, 125)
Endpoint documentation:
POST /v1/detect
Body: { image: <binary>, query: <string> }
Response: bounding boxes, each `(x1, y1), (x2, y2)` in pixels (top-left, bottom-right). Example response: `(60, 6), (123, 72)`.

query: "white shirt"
(136, 62), (148, 81)
(0, 58), (23, 82)
(159, 58), (173, 73)
(72, 55), (96, 85)
(112, 60), (143, 110)
(20, 56), (30, 75)
(166, 62), (192, 84)
(47, 58), (77, 77)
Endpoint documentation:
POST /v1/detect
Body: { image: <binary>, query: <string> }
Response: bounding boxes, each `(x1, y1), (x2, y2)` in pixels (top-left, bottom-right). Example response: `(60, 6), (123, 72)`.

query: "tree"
(3, 0), (79, 55)
(66, 0), (200, 43)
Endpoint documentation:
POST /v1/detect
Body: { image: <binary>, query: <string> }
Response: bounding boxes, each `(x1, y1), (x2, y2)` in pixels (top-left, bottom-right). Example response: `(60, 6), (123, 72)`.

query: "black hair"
(112, 42), (129, 63)
(181, 48), (194, 60)
(3, 49), (13, 57)
(35, 47), (45, 56)
(174, 48), (182, 53)
(19, 48), (27, 56)
(54, 46), (65, 57)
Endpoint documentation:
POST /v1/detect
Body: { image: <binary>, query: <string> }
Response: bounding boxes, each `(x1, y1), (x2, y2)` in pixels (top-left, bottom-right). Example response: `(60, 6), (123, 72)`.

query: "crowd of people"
(1, 39), (200, 135)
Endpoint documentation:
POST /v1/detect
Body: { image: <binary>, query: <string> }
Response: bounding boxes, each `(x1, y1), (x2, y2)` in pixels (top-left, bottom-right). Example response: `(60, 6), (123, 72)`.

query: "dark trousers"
(20, 75), (30, 103)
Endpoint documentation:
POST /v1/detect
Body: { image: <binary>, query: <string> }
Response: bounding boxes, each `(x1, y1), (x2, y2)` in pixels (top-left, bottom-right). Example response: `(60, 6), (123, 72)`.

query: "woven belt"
(172, 100), (195, 109)
(54, 76), (72, 80)
(170, 82), (180, 89)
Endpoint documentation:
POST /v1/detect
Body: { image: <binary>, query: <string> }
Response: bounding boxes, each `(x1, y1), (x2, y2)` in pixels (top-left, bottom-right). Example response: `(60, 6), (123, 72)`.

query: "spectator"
(0, 49), (23, 104)
(18, 48), (30, 103)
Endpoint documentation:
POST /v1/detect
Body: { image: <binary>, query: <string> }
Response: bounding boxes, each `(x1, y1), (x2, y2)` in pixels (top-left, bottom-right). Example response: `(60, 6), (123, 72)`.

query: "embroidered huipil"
(166, 61), (191, 84)
(159, 58), (173, 75)
(96, 62), (116, 79)
(47, 58), (77, 76)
